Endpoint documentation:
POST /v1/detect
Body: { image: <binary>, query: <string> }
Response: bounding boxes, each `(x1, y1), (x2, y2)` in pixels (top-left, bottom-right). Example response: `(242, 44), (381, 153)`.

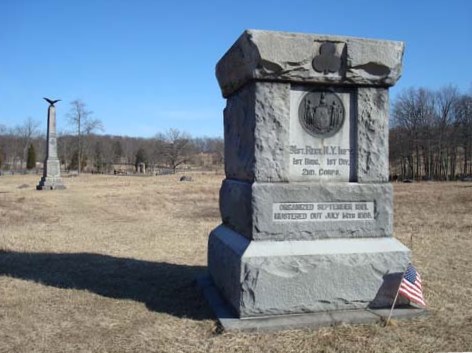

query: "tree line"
(0, 100), (223, 174)
(390, 85), (472, 181)
(2, 87), (471, 180)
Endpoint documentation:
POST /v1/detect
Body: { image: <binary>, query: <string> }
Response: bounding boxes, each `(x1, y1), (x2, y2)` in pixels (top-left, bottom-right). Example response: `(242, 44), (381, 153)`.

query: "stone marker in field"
(37, 98), (65, 190)
(138, 162), (146, 174)
(203, 30), (414, 328)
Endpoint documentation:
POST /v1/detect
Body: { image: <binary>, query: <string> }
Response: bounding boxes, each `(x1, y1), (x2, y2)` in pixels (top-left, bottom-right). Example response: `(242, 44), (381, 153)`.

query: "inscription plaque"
(289, 87), (353, 181)
(273, 202), (375, 222)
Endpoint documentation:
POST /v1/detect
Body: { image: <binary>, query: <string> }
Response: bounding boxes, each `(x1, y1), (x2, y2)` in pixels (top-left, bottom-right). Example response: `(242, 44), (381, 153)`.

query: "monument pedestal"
(198, 273), (426, 332)
(209, 226), (410, 317)
(204, 30), (421, 329)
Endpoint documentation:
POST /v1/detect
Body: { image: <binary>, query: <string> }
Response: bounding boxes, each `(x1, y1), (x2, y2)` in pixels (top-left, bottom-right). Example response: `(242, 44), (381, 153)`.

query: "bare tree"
(0, 124), (5, 169)
(206, 137), (224, 165)
(67, 100), (103, 174)
(455, 93), (472, 175)
(57, 130), (72, 171)
(391, 85), (470, 181)
(156, 129), (193, 173)
(392, 88), (435, 179)
(433, 85), (459, 180)
(14, 117), (40, 170)
(112, 140), (124, 163)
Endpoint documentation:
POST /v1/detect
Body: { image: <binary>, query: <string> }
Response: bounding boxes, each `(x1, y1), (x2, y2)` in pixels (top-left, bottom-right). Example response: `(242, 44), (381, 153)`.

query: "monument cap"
(216, 29), (405, 97)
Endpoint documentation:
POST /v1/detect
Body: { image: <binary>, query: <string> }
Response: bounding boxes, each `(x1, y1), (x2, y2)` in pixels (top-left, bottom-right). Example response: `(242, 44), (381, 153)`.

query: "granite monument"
(37, 98), (65, 190)
(204, 30), (413, 327)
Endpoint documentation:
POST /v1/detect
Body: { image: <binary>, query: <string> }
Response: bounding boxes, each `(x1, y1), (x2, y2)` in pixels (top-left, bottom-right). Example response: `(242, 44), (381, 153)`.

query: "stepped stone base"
(208, 225), (410, 318)
(36, 177), (66, 190)
(198, 274), (427, 332)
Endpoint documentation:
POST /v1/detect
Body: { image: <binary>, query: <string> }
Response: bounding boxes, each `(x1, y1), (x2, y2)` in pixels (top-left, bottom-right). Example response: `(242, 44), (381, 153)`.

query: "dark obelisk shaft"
(37, 100), (65, 190)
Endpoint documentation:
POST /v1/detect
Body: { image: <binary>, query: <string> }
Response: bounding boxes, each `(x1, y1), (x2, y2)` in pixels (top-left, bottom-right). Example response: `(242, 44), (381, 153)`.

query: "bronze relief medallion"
(298, 91), (345, 138)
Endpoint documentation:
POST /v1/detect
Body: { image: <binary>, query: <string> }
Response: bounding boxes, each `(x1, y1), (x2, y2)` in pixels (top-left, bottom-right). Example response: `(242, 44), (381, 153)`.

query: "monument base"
(208, 225), (411, 318)
(197, 274), (427, 332)
(36, 176), (66, 190)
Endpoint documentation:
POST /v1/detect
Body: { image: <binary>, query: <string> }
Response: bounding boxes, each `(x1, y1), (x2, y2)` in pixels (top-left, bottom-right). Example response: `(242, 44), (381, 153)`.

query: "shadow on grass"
(0, 250), (212, 320)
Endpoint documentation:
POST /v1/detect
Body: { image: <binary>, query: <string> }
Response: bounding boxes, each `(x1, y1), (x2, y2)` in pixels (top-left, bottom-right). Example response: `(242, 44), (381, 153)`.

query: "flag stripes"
(398, 264), (426, 307)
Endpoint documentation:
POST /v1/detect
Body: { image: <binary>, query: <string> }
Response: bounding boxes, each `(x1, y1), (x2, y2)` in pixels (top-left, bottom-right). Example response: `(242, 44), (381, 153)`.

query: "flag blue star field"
(399, 264), (426, 307)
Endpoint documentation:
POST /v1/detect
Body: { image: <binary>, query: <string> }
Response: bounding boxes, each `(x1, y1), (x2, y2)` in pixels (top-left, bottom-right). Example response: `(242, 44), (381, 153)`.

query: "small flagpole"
(384, 266), (408, 327)
(385, 283), (401, 326)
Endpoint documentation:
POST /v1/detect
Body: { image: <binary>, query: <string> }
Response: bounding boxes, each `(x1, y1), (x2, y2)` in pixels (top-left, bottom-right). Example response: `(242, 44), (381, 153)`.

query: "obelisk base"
(36, 176), (66, 190)
(37, 158), (65, 190)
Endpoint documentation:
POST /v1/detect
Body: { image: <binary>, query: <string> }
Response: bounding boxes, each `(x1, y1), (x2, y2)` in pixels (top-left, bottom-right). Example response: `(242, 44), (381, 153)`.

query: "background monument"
(37, 98), (65, 190)
(204, 30), (415, 328)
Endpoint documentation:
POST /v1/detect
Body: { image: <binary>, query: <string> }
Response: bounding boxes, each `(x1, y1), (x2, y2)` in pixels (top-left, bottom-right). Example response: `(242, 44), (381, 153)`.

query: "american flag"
(398, 264), (426, 307)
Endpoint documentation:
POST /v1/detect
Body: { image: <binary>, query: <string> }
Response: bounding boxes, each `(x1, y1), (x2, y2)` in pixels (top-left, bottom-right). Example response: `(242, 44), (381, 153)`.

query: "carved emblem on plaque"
(312, 42), (341, 74)
(299, 91), (345, 137)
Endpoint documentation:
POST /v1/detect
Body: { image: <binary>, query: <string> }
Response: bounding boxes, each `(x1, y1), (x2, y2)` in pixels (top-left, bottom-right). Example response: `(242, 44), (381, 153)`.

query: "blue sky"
(1, 0), (471, 138)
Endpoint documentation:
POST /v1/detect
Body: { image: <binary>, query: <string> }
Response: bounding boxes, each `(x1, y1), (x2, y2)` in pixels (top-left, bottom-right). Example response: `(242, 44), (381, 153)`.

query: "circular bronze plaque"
(298, 91), (345, 138)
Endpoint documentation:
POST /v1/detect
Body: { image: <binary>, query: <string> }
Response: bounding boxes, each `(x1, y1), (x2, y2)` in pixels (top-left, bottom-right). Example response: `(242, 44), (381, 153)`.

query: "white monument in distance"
(37, 98), (65, 190)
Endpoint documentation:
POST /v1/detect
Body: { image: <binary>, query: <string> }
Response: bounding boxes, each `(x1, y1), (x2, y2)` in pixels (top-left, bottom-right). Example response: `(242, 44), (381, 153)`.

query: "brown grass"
(0, 174), (471, 353)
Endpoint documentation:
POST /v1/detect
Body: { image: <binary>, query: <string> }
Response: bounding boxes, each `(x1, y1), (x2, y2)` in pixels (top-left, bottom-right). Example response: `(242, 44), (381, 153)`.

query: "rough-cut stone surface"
(197, 275), (426, 331)
(198, 273), (426, 331)
(223, 84), (255, 181)
(219, 179), (252, 236)
(216, 30), (404, 97)
(208, 226), (410, 318)
(254, 82), (290, 181)
(208, 225), (249, 315)
(224, 81), (290, 182)
(220, 180), (393, 240)
(345, 40), (403, 86)
(357, 88), (389, 182)
(224, 83), (392, 184)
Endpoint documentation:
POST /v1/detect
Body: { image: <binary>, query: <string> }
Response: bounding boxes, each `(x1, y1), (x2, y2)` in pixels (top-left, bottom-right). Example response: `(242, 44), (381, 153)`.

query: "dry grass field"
(0, 173), (471, 353)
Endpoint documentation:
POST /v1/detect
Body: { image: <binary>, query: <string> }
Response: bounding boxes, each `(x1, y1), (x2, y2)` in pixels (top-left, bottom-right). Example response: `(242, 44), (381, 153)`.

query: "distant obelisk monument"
(37, 98), (65, 190)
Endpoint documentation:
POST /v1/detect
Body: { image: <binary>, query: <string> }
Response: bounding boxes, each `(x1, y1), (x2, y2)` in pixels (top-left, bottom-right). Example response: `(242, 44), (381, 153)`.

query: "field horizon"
(1, 173), (471, 353)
